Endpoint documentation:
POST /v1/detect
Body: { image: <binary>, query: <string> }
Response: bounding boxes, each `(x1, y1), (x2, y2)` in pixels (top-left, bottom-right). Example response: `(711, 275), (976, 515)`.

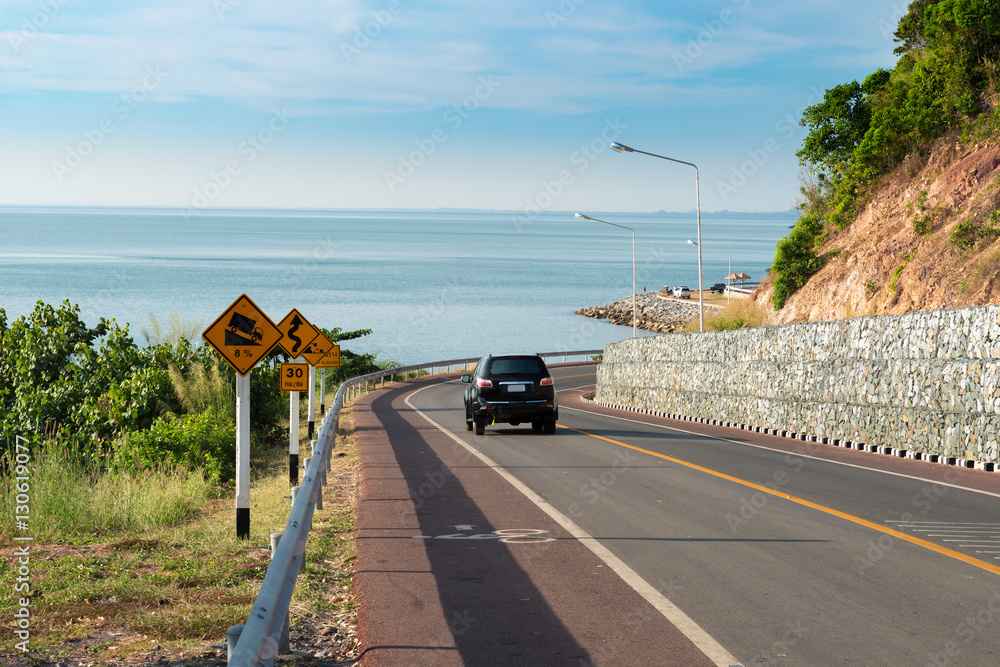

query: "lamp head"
(687, 239), (697, 246)
(610, 142), (634, 153)
(575, 213), (591, 221)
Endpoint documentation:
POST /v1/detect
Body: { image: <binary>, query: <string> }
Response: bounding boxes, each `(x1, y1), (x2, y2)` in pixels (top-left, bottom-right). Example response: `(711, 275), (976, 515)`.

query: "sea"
(0, 207), (796, 365)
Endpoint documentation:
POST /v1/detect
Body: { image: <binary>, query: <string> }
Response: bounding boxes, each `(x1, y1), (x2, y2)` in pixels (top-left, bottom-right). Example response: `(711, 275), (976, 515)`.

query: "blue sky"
(0, 0), (907, 213)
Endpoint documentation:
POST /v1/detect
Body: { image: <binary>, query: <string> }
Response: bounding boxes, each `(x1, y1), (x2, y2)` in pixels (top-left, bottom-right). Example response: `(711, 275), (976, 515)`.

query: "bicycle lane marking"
(404, 383), (744, 667)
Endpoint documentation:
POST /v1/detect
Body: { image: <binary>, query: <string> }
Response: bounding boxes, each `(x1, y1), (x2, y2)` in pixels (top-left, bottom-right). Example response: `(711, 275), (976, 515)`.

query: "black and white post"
(289, 358), (300, 486)
(320, 368), (326, 415)
(236, 372), (251, 539)
(307, 365), (316, 439)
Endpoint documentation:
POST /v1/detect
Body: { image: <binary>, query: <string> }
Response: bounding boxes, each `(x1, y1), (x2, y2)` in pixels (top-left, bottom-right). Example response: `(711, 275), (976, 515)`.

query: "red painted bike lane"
(352, 376), (720, 667)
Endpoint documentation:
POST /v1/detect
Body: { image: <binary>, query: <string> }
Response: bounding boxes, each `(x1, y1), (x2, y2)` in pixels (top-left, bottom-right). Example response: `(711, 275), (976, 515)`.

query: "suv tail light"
(476, 378), (493, 388)
(540, 377), (554, 386)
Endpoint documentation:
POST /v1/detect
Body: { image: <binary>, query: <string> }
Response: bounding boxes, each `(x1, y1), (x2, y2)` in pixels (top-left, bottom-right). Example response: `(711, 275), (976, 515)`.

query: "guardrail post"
(226, 625), (244, 663)
(269, 533), (291, 655)
(316, 465), (324, 511)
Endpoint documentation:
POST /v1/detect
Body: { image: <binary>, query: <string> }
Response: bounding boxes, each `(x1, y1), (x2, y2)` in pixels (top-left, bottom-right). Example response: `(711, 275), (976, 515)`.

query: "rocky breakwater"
(576, 292), (716, 333)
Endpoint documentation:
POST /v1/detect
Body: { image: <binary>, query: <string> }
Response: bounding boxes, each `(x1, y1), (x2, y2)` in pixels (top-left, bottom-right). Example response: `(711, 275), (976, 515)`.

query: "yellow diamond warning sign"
(300, 331), (334, 366)
(202, 294), (283, 375)
(276, 309), (319, 358)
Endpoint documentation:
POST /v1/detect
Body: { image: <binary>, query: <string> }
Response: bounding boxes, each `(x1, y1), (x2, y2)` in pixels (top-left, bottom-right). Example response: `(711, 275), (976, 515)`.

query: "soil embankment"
(755, 134), (1000, 323)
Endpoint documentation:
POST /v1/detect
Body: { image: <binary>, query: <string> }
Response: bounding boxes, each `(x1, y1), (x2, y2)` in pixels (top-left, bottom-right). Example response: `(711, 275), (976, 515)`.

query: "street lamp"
(575, 212), (636, 338)
(688, 239), (730, 304)
(611, 142), (704, 332)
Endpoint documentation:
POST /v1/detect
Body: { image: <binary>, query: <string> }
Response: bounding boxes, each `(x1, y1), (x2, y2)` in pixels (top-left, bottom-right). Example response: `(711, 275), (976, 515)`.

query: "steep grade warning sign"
(202, 294), (283, 375)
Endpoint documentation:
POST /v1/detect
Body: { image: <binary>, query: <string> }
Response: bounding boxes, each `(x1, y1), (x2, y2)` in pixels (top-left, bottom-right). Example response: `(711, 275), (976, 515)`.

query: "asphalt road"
(355, 362), (1000, 666)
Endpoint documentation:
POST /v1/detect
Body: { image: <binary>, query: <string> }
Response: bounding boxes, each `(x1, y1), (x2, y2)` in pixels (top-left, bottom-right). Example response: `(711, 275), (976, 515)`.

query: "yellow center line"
(559, 424), (1000, 578)
(554, 372), (596, 380)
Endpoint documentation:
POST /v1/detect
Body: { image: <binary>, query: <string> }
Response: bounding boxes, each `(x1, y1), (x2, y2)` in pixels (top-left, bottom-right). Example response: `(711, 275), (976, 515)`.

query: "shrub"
(770, 212), (824, 310)
(951, 220), (981, 248)
(116, 410), (237, 484)
(951, 214), (1000, 249)
(913, 213), (933, 235)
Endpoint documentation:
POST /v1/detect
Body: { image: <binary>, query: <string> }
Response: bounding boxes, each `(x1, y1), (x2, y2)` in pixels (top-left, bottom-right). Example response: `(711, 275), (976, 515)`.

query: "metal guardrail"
(339, 350), (604, 400)
(226, 349), (603, 666)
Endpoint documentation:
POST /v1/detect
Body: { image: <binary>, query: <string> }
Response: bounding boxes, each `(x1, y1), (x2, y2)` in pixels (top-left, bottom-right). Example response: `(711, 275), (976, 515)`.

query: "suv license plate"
(507, 384), (526, 393)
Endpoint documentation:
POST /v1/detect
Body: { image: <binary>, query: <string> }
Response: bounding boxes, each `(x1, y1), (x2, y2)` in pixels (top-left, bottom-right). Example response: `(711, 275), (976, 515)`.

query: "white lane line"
(561, 405), (1000, 501)
(888, 522), (1000, 526)
(404, 384), (743, 667)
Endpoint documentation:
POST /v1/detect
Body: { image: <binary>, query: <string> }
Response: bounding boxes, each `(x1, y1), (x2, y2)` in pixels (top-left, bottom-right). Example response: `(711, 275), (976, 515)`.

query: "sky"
(0, 0), (908, 214)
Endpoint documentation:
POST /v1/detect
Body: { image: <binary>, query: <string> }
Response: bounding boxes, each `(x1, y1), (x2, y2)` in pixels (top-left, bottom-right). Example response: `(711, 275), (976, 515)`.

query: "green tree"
(0, 301), (165, 449)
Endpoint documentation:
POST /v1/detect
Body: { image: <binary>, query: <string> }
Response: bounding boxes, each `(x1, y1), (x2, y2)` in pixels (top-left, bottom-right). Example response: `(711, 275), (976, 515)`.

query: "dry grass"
(676, 296), (774, 333)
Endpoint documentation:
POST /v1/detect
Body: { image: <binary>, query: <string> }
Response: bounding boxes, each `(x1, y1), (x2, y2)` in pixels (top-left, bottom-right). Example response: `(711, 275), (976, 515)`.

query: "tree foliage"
(0, 301), (166, 448)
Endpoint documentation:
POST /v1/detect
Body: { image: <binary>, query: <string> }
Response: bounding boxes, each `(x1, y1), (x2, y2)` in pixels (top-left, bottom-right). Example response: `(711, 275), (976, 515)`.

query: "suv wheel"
(542, 417), (557, 434)
(531, 419), (542, 431)
(465, 411), (473, 431)
(474, 421), (485, 435)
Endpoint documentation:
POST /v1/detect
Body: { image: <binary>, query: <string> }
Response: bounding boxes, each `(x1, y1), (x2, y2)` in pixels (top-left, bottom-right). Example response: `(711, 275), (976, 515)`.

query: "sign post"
(316, 345), (341, 419)
(307, 365), (316, 440)
(235, 373), (251, 538)
(320, 369), (326, 415)
(279, 361), (309, 486)
(289, 381), (299, 486)
(276, 310), (320, 486)
(202, 294), (283, 539)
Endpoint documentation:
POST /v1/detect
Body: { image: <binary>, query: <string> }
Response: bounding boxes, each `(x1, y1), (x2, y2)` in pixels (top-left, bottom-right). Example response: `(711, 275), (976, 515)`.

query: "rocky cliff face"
(755, 133), (1000, 323)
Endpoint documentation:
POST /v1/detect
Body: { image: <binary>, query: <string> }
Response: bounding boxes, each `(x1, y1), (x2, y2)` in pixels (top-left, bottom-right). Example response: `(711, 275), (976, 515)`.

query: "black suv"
(710, 282), (727, 294)
(462, 355), (558, 435)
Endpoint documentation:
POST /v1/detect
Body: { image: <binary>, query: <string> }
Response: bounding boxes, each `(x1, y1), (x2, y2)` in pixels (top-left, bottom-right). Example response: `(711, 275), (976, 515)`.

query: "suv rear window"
(486, 357), (544, 375)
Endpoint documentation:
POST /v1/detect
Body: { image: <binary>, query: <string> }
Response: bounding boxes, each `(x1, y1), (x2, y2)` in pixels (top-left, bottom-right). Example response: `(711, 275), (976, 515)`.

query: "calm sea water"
(0, 207), (795, 364)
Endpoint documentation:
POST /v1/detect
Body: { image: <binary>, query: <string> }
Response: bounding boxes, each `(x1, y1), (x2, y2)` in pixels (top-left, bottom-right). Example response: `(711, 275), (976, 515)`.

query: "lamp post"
(611, 142), (703, 332)
(575, 213), (636, 338)
(688, 239), (730, 304)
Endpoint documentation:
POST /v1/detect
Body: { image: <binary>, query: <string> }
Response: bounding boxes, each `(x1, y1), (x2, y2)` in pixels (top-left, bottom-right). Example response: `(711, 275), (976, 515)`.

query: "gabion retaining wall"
(595, 305), (1000, 464)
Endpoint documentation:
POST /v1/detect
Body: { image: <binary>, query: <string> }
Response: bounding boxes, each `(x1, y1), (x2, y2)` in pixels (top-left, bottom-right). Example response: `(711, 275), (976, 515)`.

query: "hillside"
(752, 1), (1000, 324)
(754, 132), (1000, 323)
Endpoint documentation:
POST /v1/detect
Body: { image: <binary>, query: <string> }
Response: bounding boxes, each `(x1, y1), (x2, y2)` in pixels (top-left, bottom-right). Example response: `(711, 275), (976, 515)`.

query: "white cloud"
(0, 0), (903, 116)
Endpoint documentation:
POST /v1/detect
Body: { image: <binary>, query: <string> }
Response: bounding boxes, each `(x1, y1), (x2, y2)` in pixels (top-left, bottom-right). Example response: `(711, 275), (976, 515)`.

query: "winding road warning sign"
(277, 309), (320, 358)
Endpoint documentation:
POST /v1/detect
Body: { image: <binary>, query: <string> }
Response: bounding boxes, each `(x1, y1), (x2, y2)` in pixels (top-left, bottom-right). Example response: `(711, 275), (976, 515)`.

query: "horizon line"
(0, 203), (800, 217)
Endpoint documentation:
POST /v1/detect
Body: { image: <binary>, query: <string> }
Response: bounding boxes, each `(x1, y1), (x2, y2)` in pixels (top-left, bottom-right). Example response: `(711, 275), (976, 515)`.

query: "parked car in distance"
(673, 285), (691, 299)
(710, 283), (727, 294)
(461, 354), (558, 435)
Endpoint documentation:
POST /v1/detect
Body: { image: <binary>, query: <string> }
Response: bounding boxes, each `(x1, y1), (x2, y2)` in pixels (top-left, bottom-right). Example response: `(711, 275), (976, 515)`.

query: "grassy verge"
(0, 400), (359, 666)
(676, 297), (774, 333)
